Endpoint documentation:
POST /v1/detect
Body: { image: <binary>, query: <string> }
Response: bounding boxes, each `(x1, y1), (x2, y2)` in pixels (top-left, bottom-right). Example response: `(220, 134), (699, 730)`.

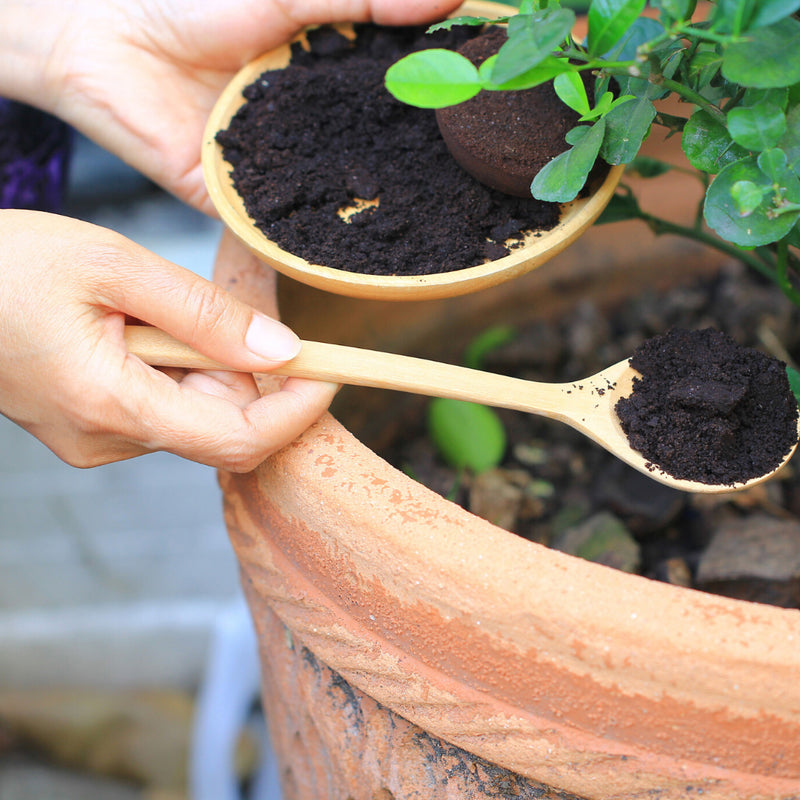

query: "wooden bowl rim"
(201, 4), (624, 300)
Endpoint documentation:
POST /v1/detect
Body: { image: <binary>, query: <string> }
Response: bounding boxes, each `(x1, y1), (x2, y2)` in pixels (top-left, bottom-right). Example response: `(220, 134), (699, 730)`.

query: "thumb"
(95, 238), (301, 371)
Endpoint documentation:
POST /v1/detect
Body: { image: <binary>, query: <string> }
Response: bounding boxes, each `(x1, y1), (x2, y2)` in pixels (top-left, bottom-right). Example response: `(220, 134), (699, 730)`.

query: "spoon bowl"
(125, 326), (799, 493)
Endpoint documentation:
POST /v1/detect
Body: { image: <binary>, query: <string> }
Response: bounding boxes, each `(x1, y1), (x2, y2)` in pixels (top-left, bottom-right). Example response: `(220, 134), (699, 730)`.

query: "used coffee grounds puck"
(435, 27), (581, 197)
(615, 327), (799, 486)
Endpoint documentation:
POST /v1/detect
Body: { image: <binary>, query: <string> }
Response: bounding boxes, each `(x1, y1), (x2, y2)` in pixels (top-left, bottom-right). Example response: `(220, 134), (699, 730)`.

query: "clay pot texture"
(210, 32), (800, 800)
(214, 165), (800, 800)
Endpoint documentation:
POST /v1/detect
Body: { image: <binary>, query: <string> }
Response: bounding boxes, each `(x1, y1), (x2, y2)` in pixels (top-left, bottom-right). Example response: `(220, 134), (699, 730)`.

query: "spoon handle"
(124, 326), (568, 417)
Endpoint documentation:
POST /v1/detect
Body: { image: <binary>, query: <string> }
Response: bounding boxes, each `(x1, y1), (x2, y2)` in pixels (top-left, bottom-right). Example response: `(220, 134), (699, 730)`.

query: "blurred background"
(0, 134), (278, 800)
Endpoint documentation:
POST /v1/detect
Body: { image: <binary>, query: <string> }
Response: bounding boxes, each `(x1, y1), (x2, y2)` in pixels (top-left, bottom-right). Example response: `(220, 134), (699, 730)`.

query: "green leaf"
(604, 15), (664, 57)
(704, 156), (800, 245)
(688, 48), (724, 90)
(682, 109), (749, 174)
(554, 71), (591, 115)
(727, 102), (787, 150)
(749, 0), (800, 30)
(651, 0), (693, 21)
(600, 96), (656, 164)
(778, 104), (800, 175)
(463, 325), (517, 370)
(531, 118), (606, 202)
(485, 55), (572, 91)
(627, 155), (673, 177)
(758, 147), (789, 181)
(787, 365), (800, 408)
(711, 0), (758, 35)
(722, 18), (800, 88)
(656, 111), (688, 135)
(596, 189), (641, 223)
(608, 19), (677, 100)
(427, 398), (506, 473)
(710, 0), (800, 35)
(585, 91), (615, 120)
(730, 179), (765, 215)
(565, 126), (591, 146)
(384, 50), (481, 108)
(491, 8), (576, 84)
(787, 219), (800, 248)
(587, 0), (647, 57)
(603, 15), (664, 61)
(427, 16), (504, 33)
(742, 87), (789, 110)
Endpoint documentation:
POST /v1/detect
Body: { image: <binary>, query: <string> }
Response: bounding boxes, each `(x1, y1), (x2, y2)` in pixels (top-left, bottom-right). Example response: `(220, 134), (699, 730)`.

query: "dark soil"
(379, 263), (800, 609)
(215, 24), (572, 277)
(616, 327), (798, 485)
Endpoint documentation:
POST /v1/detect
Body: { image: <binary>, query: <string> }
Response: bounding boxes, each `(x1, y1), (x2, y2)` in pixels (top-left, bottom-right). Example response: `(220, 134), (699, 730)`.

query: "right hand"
(0, 209), (338, 470)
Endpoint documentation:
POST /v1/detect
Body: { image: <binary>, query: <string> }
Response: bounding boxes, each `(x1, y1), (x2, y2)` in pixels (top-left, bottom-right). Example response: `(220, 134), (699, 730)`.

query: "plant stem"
(622, 201), (800, 305)
(722, 87), (746, 113)
(561, 50), (638, 72)
(594, 61), (724, 123)
(772, 203), (800, 216)
(643, 213), (767, 273)
(672, 23), (739, 45)
(655, 77), (726, 122)
(773, 239), (800, 305)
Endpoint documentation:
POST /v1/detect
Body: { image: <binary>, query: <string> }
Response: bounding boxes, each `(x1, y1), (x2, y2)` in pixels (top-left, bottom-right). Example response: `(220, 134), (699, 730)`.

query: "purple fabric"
(0, 98), (72, 212)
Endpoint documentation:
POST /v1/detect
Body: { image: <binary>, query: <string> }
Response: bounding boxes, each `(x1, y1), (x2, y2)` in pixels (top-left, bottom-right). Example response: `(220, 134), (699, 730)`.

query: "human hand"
(0, 0), (462, 212)
(0, 209), (338, 469)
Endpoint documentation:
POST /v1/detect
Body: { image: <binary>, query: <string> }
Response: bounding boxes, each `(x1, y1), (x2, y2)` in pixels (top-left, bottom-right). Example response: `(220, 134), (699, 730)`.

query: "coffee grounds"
(436, 27), (585, 197)
(215, 24), (566, 277)
(615, 328), (799, 485)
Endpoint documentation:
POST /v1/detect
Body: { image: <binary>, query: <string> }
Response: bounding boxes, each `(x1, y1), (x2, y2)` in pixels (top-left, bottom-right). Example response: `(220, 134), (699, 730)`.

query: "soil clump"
(215, 24), (572, 276)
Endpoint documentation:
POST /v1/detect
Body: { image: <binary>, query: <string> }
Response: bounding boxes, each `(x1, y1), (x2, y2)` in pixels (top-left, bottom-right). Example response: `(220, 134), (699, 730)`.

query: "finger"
(119, 356), (338, 470)
(165, 379), (339, 471)
(88, 228), (302, 373)
(367, 0), (464, 25)
(258, 0), (463, 36)
(179, 369), (261, 409)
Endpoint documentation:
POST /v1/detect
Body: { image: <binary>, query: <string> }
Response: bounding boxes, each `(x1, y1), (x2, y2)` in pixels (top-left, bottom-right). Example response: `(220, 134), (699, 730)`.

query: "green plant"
(385, 0), (800, 306)
(426, 325), (516, 474)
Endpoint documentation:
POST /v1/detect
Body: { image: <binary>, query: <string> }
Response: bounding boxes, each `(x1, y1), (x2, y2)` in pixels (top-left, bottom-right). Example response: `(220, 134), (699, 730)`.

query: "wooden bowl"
(201, 3), (624, 301)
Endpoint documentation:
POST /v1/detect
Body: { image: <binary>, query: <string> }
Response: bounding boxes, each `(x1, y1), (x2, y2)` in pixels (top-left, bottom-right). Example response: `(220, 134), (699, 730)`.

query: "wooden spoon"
(125, 326), (798, 494)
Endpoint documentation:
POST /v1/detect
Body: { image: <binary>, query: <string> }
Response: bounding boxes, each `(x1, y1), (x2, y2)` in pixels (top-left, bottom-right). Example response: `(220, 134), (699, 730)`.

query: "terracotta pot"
(214, 164), (800, 799)
(211, 25), (800, 800)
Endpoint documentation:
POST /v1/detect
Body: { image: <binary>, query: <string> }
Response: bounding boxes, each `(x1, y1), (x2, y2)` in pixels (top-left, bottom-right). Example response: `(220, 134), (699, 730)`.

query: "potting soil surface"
(215, 24), (571, 276)
(377, 264), (800, 609)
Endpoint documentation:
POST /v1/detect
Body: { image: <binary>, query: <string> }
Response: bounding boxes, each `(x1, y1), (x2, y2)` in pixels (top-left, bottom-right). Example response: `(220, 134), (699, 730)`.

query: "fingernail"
(245, 314), (301, 361)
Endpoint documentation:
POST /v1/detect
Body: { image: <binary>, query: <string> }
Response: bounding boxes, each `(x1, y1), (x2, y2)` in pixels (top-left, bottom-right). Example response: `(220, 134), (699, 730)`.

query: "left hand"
(0, 0), (462, 213)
